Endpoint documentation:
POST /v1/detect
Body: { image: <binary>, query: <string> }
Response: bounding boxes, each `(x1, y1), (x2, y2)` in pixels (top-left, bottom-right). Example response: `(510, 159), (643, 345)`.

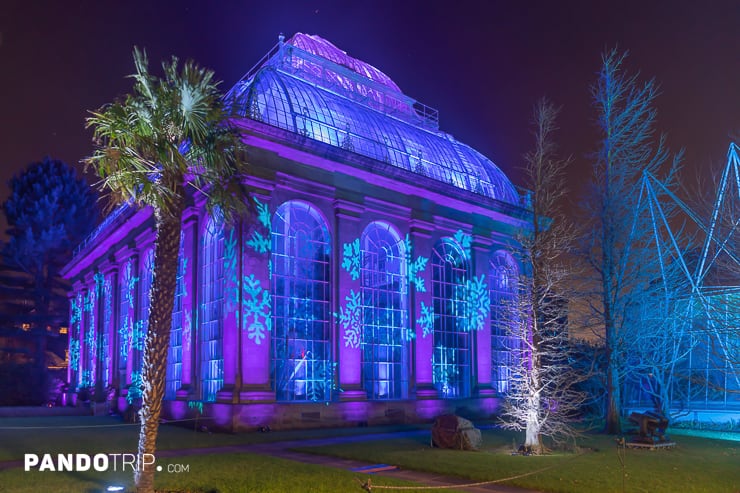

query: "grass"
(295, 428), (740, 493)
(0, 452), (442, 493)
(0, 415), (422, 461)
(0, 416), (446, 493)
(2, 416), (739, 492)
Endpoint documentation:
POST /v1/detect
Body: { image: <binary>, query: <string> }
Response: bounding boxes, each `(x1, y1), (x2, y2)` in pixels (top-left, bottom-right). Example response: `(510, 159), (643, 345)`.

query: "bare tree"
(581, 49), (682, 434)
(499, 99), (587, 453)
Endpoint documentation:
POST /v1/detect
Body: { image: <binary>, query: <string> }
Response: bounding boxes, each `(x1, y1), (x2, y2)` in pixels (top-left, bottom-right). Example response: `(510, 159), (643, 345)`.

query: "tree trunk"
(605, 354), (622, 434)
(135, 204), (183, 493)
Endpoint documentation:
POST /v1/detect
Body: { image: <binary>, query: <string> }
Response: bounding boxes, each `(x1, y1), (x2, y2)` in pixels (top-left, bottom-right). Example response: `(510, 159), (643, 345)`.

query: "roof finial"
(278, 32), (285, 46)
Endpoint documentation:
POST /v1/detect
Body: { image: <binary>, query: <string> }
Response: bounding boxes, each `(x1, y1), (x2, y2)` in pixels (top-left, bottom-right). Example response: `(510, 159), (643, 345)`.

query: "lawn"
(295, 428), (740, 493)
(2, 416), (739, 493)
(0, 416), (446, 493)
(0, 452), (444, 493)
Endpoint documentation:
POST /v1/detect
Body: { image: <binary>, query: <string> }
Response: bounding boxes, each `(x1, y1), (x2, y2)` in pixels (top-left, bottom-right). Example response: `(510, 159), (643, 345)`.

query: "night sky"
(1, 1), (738, 232)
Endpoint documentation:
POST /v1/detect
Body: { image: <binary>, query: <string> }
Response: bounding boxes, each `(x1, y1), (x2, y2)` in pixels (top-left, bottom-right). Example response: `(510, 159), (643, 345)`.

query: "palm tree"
(86, 48), (248, 493)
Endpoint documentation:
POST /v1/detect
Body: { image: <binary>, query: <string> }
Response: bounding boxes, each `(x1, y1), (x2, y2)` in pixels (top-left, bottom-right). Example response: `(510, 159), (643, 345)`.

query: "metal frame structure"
(627, 143), (739, 413)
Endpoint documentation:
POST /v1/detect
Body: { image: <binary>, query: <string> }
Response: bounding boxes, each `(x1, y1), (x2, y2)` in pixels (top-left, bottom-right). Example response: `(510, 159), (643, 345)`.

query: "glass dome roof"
(226, 33), (519, 205)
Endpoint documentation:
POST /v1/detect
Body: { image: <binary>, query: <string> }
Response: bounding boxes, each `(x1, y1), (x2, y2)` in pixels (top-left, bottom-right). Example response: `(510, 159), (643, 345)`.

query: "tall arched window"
(361, 221), (408, 399)
(432, 238), (471, 398)
(490, 250), (519, 394)
(271, 201), (331, 402)
(134, 249), (154, 376)
(166, 233), (186, 400)
(201, 216), (224, 402)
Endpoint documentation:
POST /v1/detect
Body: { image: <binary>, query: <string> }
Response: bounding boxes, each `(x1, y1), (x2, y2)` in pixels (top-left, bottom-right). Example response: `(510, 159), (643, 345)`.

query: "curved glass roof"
(226, 33), (519, 205)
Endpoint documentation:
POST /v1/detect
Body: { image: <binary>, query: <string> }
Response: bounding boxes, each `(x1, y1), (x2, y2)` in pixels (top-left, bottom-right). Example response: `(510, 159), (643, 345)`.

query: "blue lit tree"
(582, 49), (682, 434)
(0, 158), (97, 404)
(498, 99), (587, 453)
(1, 157), (97, 329)
(85, 49), (249, 493)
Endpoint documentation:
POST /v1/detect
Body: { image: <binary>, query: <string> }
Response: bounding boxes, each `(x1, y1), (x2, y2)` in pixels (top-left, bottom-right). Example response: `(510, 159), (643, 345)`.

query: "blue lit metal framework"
(627, 143), (740, 411)
(490, 250), (519, 394)
(201, 217), (224, 402)
(226, 33), (519, 205)
(361, 221), (409, 400)
(432, 238), (472, 398)
(271, 201), (332, 402)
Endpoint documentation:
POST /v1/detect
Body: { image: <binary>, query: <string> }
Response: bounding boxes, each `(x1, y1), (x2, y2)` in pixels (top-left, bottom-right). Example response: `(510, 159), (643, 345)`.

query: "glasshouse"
(61, 33), (533, 430)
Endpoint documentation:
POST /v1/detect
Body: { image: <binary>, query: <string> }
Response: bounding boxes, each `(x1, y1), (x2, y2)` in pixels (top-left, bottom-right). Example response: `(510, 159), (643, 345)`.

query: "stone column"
(408, 219), (436, 399)
(333, 199), (365, 401)
(239, 190), (275, 401)
(178, 212), (197, 398)
(472, 235), (494, 397)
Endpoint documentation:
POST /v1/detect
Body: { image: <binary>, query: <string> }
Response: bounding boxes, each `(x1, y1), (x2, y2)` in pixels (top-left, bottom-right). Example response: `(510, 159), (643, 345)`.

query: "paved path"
(2, 430), (542, 492)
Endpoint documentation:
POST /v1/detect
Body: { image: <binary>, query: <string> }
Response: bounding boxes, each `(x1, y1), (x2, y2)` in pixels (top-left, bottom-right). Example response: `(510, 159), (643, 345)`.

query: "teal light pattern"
(127, 370), (143, 404)
(187, 400), (204, 415)
(459, 274), (490, 332)
(70, 294), (82, 327)
(432, 345), (459, 397)
(102, 276), (112, 386)
(132, 320), (147, 351)
(69, 339), (80, 372)
(337, 289), (362, 348)
(183, 311), (192, 351)
(417, 301), (437, 338)
(404, 234), (429, 293)
(81, 370), (93, 387)
(124, 260), (139, 307)
(224, 227), (239, 314)
(246, 197), (272, 254)
(454, 230), (472, 258)
(341, 238), (361, 281)
(242, 274), (272, 344)
(118, 315), (131, 359)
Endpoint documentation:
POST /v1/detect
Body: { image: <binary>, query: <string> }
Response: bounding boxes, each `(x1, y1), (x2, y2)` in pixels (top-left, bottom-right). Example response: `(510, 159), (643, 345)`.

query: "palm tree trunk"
(135, 202), (183, 493)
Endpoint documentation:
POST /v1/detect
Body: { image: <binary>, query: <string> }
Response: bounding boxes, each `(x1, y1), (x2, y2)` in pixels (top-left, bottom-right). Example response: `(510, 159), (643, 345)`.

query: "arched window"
(271, 201), (331, 402)
(361, 221), (408, 399)
(490, 250), (518, 394)
(431, 238), (471, 398)
(166, 233), (186, 400)
(134, 249), (154, 376)
(201, 216), (224, 402)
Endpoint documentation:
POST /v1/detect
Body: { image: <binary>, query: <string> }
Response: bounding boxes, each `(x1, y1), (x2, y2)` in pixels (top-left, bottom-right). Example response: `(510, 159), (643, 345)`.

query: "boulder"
(431, 414), (482, 451)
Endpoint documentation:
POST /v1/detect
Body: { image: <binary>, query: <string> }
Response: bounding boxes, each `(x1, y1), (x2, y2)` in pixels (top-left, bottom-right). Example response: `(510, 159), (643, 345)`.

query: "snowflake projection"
(454, 229), (472, 259)
(224, 227), (239, 314)
(432, 345), (459, 396)
(336, 290), (362, 348)
(102, 277), (113, 381)
(123, 260), (139, 307)
(132, 320), (147, 351)
(118, 315), (132, 360)
(242, 274), (272, 345)
(69, 339), (80, 372)
(306, 359), (337, 402)
(417, 301), (437, 338)
(404, 234), (429, 293)
(246, 197), (272, 254)
(182, 311), (192, 351)
(81, 370), (93, 387)
(127, 370), (144, 404)
(341, 238), (361, 281)
(70, 293), (82, 328)
(187, 400), (204, 415)
(457, 274), (490, 332)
